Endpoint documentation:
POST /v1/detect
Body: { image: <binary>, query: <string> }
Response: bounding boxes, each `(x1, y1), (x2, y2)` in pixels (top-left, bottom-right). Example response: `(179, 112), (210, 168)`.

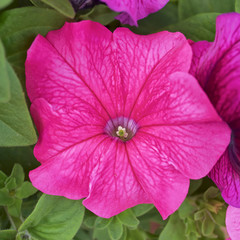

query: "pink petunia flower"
(190, 13), (240, 208)
(226, 206), (240, 240)
(101, 0), (169, 26)
(26, 21), (230, 219)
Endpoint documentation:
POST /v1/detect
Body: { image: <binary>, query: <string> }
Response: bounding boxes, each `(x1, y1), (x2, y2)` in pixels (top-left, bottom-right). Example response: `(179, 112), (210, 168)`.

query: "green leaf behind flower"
(19, 194), (85, 240)
(162, 12), (219, 41)
(0, 62), (37, 146)
(178, 0), (235, 19)
(0, 40), (10, 102)
(0, 7), (68, 83)
(37, 0), (75, 18)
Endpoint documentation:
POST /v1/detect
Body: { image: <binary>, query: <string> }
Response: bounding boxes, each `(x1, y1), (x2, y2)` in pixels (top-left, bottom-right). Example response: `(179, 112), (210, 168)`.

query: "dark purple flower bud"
(70, 0), (99, 11)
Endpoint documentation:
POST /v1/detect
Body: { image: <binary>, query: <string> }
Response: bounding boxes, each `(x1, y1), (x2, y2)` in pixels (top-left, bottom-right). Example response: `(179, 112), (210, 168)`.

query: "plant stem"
(3, 206), (17, 230)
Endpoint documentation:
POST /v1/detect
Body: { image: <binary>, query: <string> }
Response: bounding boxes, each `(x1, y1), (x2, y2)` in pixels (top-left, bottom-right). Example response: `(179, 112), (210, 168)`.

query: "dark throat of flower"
(104, 116), (138, 142)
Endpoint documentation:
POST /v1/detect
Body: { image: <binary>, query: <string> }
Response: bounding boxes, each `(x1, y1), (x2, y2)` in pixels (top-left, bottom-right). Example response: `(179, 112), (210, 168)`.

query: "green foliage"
(0, 7), (67, 83)
(0, 164), (37, 219)
(81, 4), (118, 25)
(159, 212), (185, 240)
(163, 12), (219, 41)
(0, 146), (38, 175)
(35, 0), (75, 18)
(128, 2), (179, 34)
(0, 61), (37, 146)
(19, 194), (85, 240)
(0, 39), (10, 102)
(117, 209), (140, 229)
(236, 0), (240, 12)
(160, 187), (227, 240)
(0, 0), (13, 10)
(0, 229), (17, 240)
(132, 204), (154, 217)
(178, 0), (235, 19)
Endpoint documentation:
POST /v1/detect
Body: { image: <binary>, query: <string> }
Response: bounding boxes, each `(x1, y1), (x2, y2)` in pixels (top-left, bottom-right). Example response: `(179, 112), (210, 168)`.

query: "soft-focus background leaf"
(0, 39), (10, 102)
(236, 0), (240, 12)
(159, 212), (185, 240)
(127, 1), (179, 34)
(36, 0), (75, 18)
(81, 4), (117, 25)
(0, 7), (67, 84)
(0, 229), (17, 240)
(0, 0), (13, 10)
(19, 195), (85, 240)
(0, 62), (37, 146)
(163, 12), (219, 41)
(0, 146), (38, 175)
(178, 0), (235, 19)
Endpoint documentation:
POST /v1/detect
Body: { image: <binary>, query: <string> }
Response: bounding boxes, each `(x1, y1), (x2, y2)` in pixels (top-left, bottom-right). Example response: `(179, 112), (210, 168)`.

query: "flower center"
(105, 116), (138, 142)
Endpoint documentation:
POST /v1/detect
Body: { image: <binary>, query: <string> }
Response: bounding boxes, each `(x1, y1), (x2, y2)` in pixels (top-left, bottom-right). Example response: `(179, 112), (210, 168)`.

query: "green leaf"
(19, 194), (85, 240)
(203, 187), (219, 201)
(0, 39), (10, 102)
(0, 0), (13, 10)
(8, 164), (24, 188)
(0, 7), (67, 83)
(29, 0), (51, 8)
(162, 13), (219, 41)
(0, 188), (13, 205)
(212, 206), (227, 226)
(159, 212), (185, 240)
(0, 230), (17, 240)
(15, 182), (37, 199)
(107, 217), (123, 240)
(117, 209), (139, 228)
(7, 198), (22, 217)
(0, 146), (39, 176)
(236, 0), (240, 12)
(178, 199), (197, 220)
(93, 227), (111, 240)
(127, 229), (145, 240)
(201, 213), (215, 236)
(178, 0), (235, 20)
(194, 209), (207, 221)
(128, 2), (179, 35)
(5, 178), (17, 191)
(84, 215), (96, 229)
(132, 204), (154, 217)
(95, 217), (112, 229)
(0, 62), (37, 146)
(188, 179), (203, 195)
(82, 5), (117, 25)
(0, 170), (7, 188)
(39, 0), (75, 18)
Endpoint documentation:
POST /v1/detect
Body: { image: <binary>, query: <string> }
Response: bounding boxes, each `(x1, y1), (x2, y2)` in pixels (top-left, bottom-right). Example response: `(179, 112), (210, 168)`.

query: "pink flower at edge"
(226, 206), (240, 240)
(189, 13), (240, 207)
(101, 0), (169, 26)
(25, 21), (230, 219)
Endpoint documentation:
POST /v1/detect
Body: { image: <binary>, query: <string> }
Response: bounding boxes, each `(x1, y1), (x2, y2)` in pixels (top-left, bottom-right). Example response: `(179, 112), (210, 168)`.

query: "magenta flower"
(26, 21), (230, 219)
(190, 13), (240, 207)
(226, 206), (240, 240)
(101, 0), (169, 26)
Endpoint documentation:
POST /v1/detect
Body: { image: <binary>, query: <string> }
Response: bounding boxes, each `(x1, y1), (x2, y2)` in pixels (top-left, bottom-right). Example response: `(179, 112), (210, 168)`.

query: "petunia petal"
(102, 0), (169, 26)
(132, 71), (223, 126)
(127, 133), (189, 220)
(112, 28), (192, 118)
(83, 141), (151, 218)
(190, 13), (240, 206)
(26, 21), (123, 120)
(209, 148), (240, 207)
(226, 206), (240, 240)
(189, 40), (211, 87)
